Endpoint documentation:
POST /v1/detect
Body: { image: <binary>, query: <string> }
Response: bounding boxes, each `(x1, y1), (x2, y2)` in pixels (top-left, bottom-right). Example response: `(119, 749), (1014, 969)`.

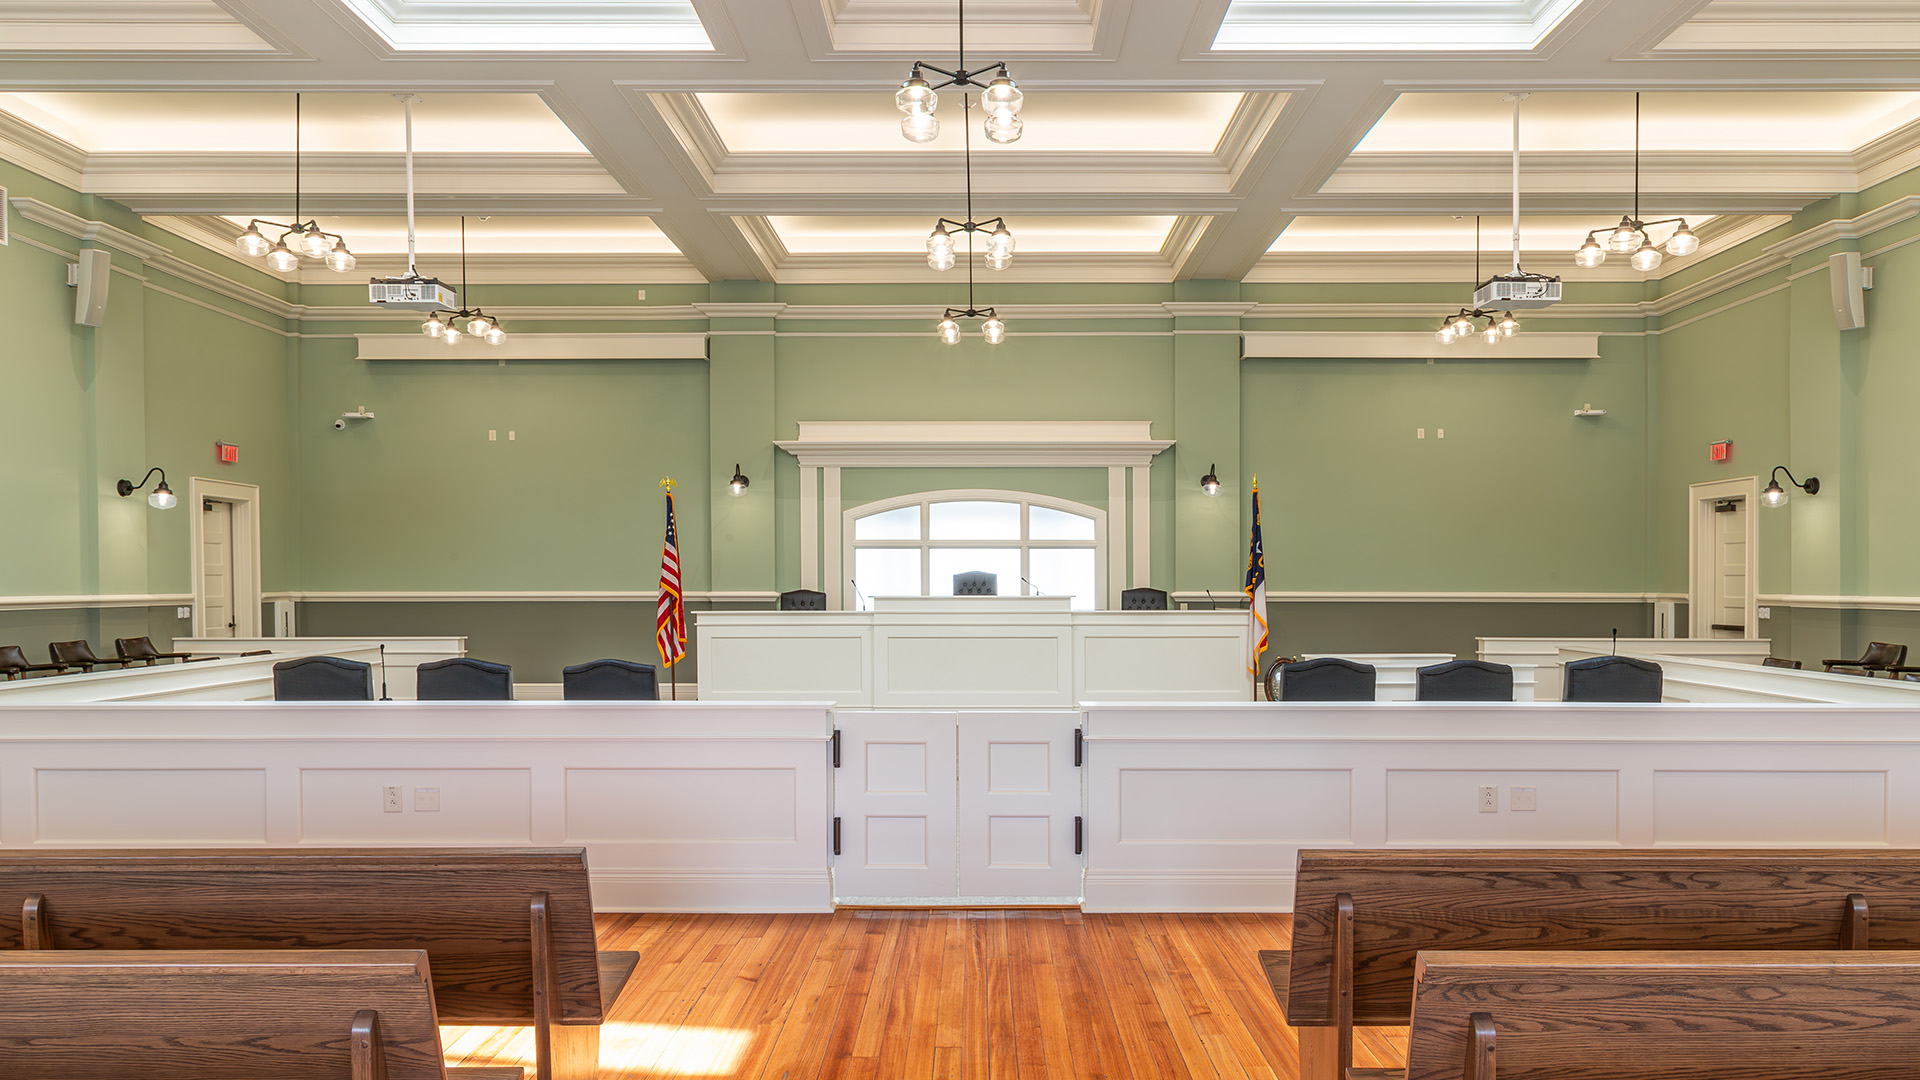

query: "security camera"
(333, 418), (347, 431)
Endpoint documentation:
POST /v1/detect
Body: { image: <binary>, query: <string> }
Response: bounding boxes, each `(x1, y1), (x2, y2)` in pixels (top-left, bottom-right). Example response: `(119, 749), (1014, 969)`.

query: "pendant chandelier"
(1572, 93), (1699, 272)
(235, 93), (356, 274)
(1437, 94), (1550, 346)
(896, 0), (1020, 343)
(1435, 215), (1520, 345)
(421, 216), (507, 346)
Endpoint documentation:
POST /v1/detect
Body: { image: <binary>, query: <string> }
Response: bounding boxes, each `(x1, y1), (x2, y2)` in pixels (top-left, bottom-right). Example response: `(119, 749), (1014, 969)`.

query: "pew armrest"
(1347, 1069), (1403, 1080)
(1259, 949), (1291, 1013)
(598, 949), (641, 1013)
(449, 1069), (528, 1079)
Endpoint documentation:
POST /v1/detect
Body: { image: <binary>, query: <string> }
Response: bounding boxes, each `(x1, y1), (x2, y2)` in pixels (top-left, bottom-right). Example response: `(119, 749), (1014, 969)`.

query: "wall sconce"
(1761, 465), (1819, 508)
(1200, 464), (1222, 497)
(729, 464), (750, 495)
(117, 467), (176, 509)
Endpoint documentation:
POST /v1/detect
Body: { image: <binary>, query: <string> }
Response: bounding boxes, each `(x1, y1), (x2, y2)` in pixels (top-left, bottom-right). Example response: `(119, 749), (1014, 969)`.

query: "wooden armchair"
(1824, 641), (1908, 676)
(115, 636), (195, 666)
(47, 640), (128, 674)
(0, 645), (65, 680)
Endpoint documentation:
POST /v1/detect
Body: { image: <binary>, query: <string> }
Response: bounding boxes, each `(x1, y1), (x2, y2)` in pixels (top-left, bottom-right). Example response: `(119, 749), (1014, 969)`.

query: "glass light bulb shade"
(896, 78), (936, 116)
(485, 327), (506, 345)
(1482, 324), (1501, 344)
(1665, 223), (1699, 256)
(443, 326), (463, 345)
(985, 253), (1011, 271)
(936, 317), (961, 344)
(265, 242), (299, 273)
(1574, 238), (1606, 268)
(928, 250), (956, 271)
(324, 242), (356, 272)
(984, 113), (1023, 144)
(299, 226), (331, 259)
(1201, 474), (1221, 497)
(986, 226), (1014, 256)
(1630, 240), (1663, 272)
(981, 317), (1006, 344)
(902, 113), (940, 143)
(422, 315), (444, 338)
(1436, 328), (1455, 344)
(148, 484), (176, 510)
(927, 228), (955, 256)
(1608, 221), (1643, 253)
(1452, 315), (1475, 336)
(236, 223), (271, 257)
(467, 315), (492, 336)
(1498, 313), (1519, 337)
(982, 77), (1023, 116)
(1761, 482), (1788, 507)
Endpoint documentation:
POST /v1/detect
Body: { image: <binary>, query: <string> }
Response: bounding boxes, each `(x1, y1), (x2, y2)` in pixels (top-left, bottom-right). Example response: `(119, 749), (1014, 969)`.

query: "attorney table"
(696, 595), (1254, 708)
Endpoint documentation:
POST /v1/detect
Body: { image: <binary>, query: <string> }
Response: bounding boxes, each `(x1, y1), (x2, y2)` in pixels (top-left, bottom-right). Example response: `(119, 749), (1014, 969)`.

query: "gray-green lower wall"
(0, 606), (191, 661)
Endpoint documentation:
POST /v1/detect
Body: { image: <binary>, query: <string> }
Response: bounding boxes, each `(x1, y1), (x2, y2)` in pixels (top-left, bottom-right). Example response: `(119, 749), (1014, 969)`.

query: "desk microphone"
(1611, 627), (1619, 655)
(1022, 576), (1044, 596)
(1205, 589), (1217, 609)
(378, 643), (391, 701)
(850, 578), (867, 610)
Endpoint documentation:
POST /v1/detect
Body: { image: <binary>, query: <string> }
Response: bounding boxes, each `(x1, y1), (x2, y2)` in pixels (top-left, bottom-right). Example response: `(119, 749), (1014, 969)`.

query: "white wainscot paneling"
(877, 631), (1070, 707)
(1386, 770), (1619, 845)
(37, 768), (267, 844)
(699, 629), (869, 704)
(566, 768), (799, 844)
(1079, 628), (1250, 701)
(300, 768), (532, 844)
(1116, 768), (1353, 845)
(1653, 770), (1888, 845)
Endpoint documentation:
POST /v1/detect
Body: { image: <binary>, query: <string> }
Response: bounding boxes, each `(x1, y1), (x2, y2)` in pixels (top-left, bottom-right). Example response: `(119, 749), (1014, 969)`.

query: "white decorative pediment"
(776, 421), (1174, 468)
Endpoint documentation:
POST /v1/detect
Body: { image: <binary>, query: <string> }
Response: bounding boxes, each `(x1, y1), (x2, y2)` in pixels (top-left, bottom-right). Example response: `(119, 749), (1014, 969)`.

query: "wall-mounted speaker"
(72, 248), (111, 327)
(1829, 251), (1868, 331)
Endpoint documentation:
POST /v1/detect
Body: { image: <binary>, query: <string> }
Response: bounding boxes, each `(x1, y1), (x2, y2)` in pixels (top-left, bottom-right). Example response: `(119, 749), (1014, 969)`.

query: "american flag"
(1245, 479), (1267, 682)
(657, 487), (686, 668)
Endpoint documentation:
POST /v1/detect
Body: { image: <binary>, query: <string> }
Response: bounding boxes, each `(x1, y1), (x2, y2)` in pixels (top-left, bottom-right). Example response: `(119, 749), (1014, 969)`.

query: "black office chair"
(953, 571), (997, 596)
(563, 658), (659, 700)
(416, 657), (513, 700)
(779, 589), (828, 611)
(1121, 587), (1170, 610)
(272, 656), (375, 701)
(1416, 660), (1514, 702)
(1562, 655), (1663, 703)
(1269, 657), (1377, 702)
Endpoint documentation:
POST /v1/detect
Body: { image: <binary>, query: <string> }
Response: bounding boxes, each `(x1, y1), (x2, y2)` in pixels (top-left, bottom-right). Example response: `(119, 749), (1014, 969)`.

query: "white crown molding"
(1759, 593), (1920, 612)
(1243, 330), (1600, 360)
(762, 250), (1181, 285)
(1764, 194), (1920, 261)
(8, 196), (172, 262)
(694, 302), (789, 319)
(0, 593), (194, 613)
(303, 303), (705, 322)
(788, 0), (1125, 57)
(1162, 302), (1258, 318)
(1321, 150), (1868, 198)
(0, 1), (283, 58)
(0, 109), (85, 190)
(356, 332), (708, 361)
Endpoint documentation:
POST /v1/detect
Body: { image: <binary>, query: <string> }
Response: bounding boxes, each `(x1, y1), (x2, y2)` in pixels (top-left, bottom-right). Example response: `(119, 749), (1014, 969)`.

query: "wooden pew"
(1400, 950), (1920, 1080)
(1265, 848), (1920, 1080)
(0, 847), (637, 1080)
(0, 948), (523, 1078)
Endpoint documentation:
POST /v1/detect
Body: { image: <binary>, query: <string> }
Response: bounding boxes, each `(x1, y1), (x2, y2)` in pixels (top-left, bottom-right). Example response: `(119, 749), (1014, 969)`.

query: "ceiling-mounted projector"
(1474, 271), (1562, 310)
(369, 274), (457, 312)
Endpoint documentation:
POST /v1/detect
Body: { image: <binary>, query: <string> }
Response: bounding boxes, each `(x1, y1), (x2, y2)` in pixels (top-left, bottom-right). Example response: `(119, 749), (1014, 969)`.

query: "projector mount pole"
(1506, 92), (1527, 276)
(396, 93), (420, 277)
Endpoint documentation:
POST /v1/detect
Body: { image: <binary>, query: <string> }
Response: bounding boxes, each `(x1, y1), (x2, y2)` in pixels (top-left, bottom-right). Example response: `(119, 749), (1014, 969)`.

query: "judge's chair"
(563, 658), (659, 700)
(1415, 660), (1514, 702)
(272, 656), (375, 701)
(779, 589), (828, 611)
(953, 571), (998, 596)
(1121, 587), (1170, 610)
(1269, 657), (1377, 702)
(1824, 641), (1908, 676)
(0, 645), (65, 679)
(1562, 655), (1664, 703)
(415, 657), (513, 700)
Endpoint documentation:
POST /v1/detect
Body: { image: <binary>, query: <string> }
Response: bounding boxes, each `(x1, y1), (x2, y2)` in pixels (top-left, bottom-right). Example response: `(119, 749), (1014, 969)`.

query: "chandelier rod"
(1633, 91), (1641, 225)
(294, 92), (301, 227)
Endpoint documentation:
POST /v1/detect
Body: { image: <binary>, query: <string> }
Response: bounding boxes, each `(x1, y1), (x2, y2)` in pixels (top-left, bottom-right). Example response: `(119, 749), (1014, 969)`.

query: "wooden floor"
(442, 910), (1409, 1080)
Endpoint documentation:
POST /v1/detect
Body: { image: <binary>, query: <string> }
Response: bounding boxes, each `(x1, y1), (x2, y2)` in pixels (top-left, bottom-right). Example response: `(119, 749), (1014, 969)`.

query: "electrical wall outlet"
(382, 785), (402, 813)
(1478, 784), (1498, 813)
(1437, 428), (1446, 439)
(1417, 428), (1426, 439)
(1510, 785), (1538, 811)
(488, 429), (496, 441)
(508, 430), (516, 441)
(1758, 606), (1772, 620)
(413, 787), (440, 812)
(176, 606), (192, 619)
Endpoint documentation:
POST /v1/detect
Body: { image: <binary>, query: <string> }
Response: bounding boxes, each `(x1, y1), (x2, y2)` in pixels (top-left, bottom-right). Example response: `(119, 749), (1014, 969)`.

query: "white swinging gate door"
(832, 711), (1083, 903)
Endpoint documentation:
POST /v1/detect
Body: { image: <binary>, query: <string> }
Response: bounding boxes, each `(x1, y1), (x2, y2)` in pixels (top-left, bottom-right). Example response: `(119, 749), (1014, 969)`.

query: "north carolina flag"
(656, 488), (687, 668)
(1245, 480), (1267, 679)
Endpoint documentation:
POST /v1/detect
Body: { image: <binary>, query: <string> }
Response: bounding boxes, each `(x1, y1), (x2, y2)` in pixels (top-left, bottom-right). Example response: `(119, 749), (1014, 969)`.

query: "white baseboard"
(589, 868), (833, 913)
(1081, 869), (1296, 913)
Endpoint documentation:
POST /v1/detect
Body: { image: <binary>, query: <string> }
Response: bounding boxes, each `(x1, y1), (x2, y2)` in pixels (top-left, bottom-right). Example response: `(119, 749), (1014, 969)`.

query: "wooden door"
(201, 499), (235, 638)
(1711, 498), (1748, 638)
(831, 712), (958, 901)
(957, 712), (1083, 900)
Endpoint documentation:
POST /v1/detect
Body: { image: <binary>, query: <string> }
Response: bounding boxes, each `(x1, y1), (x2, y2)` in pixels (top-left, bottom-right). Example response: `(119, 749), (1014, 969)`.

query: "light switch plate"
(1511, 786), (1538, 811)
(413, 787), (440, 812)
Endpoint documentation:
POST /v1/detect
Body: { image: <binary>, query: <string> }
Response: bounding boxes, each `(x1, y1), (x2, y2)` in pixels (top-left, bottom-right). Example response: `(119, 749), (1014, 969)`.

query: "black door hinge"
(832, 728), (841, 768)
(1074, 727), (1083, 767)
(1074, 815), (1084, 856)
(833, 816), (841, 856)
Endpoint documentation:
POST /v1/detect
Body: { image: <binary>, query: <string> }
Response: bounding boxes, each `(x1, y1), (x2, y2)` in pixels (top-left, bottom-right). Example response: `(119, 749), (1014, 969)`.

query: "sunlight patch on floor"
(442, 1022), (752, 1077)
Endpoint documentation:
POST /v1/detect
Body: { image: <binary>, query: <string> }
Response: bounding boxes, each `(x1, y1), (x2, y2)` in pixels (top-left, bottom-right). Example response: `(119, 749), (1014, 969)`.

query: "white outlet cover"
(413, 787), (441, 812)
(1511, 785), (1538, 811)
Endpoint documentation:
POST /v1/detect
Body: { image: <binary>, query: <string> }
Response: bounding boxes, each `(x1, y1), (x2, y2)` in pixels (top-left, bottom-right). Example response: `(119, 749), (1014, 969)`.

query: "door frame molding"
(1687, 476), (1759, 639)
(188, 477), (262, 638)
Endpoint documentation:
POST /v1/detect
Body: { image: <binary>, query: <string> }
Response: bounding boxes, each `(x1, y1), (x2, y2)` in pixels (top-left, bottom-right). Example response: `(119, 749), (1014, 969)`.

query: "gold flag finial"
(659, 477), (676, 493)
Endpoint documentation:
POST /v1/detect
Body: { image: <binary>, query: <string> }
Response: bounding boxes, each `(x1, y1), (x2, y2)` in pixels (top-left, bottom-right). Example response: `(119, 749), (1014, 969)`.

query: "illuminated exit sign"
(1709, 440), (1732, 462)
(215, 441), (239, 464)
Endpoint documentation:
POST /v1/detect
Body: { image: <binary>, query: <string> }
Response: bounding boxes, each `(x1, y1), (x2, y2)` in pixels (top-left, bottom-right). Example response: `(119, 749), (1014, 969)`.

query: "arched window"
(845, 490), (1106, 610)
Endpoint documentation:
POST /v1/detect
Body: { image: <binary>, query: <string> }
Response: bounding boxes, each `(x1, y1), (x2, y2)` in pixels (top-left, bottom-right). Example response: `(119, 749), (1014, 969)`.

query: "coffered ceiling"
(0, 0), (1914, 286)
